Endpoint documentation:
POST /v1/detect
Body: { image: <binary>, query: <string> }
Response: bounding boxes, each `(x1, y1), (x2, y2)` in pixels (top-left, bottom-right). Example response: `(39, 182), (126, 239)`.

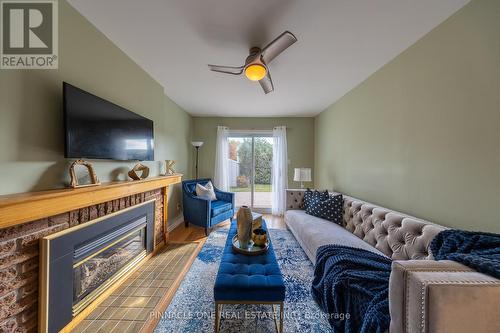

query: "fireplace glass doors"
(72, 227), (146, 313)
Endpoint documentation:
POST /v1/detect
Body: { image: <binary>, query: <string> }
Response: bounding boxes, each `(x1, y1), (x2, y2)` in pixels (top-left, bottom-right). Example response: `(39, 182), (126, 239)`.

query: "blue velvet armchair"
(182, 179), (235, 235)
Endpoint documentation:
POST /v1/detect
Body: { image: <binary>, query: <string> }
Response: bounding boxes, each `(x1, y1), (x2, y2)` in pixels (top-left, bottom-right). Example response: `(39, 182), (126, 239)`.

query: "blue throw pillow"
(305, 195), (321, 216)
(302, 188), (314, 210)
(306, 193), (343, 225)
(304, 189), (329, 211)
(321, 194), (343, 225)
(305, 190), (329, 214)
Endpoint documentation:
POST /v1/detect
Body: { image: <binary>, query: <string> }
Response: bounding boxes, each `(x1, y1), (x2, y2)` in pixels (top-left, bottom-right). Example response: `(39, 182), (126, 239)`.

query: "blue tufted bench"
(214, 220), (285, 333)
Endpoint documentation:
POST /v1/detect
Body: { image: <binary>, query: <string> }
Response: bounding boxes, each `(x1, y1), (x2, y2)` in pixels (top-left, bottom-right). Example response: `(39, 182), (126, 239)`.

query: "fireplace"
(39, 200), (155, 333)
(72, 223), (147, 315)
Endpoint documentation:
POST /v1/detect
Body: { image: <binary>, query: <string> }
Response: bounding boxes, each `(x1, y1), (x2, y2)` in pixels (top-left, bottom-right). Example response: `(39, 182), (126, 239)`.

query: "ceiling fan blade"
(208, 64), (244, 75)
(259, 70), (274, 94)
(261, 31), (297, 64)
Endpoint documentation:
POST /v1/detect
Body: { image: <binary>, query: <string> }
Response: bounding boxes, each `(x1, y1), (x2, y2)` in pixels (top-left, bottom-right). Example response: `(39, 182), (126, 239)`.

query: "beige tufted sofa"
(284, 189), (500, 333)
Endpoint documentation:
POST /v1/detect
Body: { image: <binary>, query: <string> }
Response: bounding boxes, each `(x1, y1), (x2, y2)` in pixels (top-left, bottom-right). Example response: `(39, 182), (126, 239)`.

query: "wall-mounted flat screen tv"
(63, 82), (154, 161)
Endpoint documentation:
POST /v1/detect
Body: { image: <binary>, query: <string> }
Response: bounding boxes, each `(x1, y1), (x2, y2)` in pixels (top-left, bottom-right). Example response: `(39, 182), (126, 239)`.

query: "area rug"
(154, 227), (333, 332)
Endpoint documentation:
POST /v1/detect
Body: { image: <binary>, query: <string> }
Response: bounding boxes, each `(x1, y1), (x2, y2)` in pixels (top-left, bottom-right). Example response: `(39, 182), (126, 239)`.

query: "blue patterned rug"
(154, 227), (333, 332)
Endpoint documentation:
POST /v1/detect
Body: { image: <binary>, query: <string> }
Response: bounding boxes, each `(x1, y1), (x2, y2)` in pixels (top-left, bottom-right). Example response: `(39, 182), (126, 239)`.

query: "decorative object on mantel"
(164, 160), (176, 175)
(191, 141), (204, 179)
(69, 160), (100, 188)
(236, 205), (253, 248)
(294, 167), (312, 188)
(128, 163), (150, 180)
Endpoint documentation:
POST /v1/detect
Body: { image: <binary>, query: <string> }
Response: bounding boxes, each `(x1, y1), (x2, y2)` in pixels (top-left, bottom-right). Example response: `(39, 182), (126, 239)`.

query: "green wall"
(192, 117), (315, 187)
(0, 0), (192, 223)
(315, 0), (500, 232)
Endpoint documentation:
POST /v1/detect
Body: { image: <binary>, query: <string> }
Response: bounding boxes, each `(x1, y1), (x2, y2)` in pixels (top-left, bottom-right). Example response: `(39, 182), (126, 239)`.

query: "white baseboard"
(168, 213), (184, 232)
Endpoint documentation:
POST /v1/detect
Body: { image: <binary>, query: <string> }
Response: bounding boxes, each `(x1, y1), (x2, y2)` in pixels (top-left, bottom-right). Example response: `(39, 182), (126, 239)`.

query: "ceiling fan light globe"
(245, 64), (267, 81)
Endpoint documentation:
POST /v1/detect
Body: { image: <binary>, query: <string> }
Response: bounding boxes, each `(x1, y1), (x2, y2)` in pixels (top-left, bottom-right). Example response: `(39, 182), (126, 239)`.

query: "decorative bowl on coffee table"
(231, 234), (269, 256)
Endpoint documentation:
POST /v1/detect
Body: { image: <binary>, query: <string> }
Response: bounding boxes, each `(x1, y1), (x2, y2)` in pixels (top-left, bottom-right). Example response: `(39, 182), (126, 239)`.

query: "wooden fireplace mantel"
(0, 174), (182, 229)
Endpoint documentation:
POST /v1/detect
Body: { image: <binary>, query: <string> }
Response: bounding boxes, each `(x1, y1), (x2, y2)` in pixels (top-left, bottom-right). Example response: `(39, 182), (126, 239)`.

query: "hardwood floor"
(260, 214), (287, 229)
(169, 214), (286, 243)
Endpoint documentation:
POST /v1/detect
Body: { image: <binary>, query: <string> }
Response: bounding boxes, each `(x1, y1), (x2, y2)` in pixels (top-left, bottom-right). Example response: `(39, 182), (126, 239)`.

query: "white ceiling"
(69, 0), (469, 117)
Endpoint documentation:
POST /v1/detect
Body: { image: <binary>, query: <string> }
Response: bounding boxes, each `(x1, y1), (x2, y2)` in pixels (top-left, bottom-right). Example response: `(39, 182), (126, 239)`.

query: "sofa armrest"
(389, 260), (500, 333)
(182, 193), (211, 227)
(286, 189), (305, 210)
(215, 189), (234, 207)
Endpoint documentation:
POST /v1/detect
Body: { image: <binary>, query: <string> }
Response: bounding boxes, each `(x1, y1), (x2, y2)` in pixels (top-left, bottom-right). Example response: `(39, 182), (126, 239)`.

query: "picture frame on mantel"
(69, 160), (101, 188)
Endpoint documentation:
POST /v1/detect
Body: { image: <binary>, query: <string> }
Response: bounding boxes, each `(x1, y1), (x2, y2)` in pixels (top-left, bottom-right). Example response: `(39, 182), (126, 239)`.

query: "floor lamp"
(191, 141), (204, 179)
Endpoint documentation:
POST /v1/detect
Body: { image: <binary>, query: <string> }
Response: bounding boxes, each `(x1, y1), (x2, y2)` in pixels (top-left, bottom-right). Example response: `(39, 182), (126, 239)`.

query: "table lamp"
(294, 168), (311, 188)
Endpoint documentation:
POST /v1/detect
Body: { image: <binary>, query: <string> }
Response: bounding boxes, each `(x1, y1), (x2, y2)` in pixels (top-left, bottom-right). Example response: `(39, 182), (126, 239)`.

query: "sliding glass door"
(228, 137), (252, 208)
(228, 132), (273, 213)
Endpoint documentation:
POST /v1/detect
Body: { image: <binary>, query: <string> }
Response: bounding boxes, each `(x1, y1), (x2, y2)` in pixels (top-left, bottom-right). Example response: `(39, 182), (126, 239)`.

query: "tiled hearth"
(71, 242), (199, 333)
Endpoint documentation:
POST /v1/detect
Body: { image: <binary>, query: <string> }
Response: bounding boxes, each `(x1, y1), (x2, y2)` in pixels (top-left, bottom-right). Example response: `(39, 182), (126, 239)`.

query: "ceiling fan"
(208, 31), (297, 94)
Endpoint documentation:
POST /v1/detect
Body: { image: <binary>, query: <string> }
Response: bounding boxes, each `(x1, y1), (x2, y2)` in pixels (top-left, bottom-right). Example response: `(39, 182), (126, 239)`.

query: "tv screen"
(63, 82), (154, 161)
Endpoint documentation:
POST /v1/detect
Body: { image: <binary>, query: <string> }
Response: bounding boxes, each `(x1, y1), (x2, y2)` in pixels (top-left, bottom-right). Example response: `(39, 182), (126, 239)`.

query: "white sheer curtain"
(272, 126), (288, 215)
(214, 126), (230, 191)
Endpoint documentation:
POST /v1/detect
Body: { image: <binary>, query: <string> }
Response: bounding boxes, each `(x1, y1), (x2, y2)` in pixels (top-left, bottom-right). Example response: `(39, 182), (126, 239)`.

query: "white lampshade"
(294, 168), (311, 182)
(191, 141), (204, 148)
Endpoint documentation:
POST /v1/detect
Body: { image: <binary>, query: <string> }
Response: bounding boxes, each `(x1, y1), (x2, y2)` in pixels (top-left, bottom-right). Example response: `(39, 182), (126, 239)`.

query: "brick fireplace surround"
(0, 175), (181, 333)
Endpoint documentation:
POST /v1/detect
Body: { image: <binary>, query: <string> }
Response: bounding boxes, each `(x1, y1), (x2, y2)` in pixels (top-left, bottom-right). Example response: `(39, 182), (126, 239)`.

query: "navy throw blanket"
(311, 245), (392, 333)
(430, 229), (500, 279)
